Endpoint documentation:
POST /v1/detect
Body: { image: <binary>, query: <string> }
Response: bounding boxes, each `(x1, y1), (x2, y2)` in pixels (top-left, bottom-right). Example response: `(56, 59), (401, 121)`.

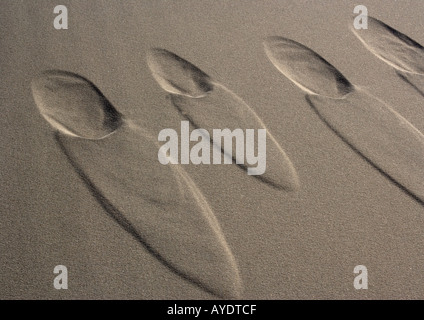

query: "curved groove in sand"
(351, 16), (424, 75)
(31, 70), (123, 140)
(351, 17), (424, 111)
(147, 48), (300, 191)
(31, 71), (243, 299)
(147, 48), (213, 98)
(263, 36), (354, 98)
(264, 38), (424, 205)
(171, 85), (300, 191)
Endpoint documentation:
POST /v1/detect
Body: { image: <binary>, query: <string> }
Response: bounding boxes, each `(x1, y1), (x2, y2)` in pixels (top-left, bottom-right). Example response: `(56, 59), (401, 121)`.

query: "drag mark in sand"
(31, 70), (122, 140)
(147, 48), (213, 98)
(351, 16), (424, 98)
(351, 16), (424, 75)
(31, 70), (243, 299)
(147, 48), (300, 191)
(263, 37), (354, 99)
(264, 37), (424, 206)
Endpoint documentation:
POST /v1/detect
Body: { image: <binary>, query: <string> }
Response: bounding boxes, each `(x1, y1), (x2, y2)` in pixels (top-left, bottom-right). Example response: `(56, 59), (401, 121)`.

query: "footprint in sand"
(147, 48), (300, 191)
(352, 16), (424, 98)
(263, 36), (424, 206)
(31, 70), (242, 299)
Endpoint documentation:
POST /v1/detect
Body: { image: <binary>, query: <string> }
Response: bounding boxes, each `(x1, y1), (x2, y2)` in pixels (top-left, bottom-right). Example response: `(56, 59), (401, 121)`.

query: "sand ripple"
(31, 70), (243, 299)
(352, 16), (424, 75)
(263, 36), (354, 98)
(264, 37), (424, 205)
(31, 70), (122, 140)
(147, 48), (300, 191)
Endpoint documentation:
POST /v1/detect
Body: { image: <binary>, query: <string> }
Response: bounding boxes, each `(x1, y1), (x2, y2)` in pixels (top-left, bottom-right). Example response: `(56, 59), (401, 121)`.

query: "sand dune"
(264, 37), (424, 206)
(31, 71), (242, 299)
(263, 37), (354, 98)
(31, 71), (123, 140)
(307, 90), (424, 206)
(352, 16), (424, 75)
(351, 17), (424, 101)
(148, 48), (299, 190)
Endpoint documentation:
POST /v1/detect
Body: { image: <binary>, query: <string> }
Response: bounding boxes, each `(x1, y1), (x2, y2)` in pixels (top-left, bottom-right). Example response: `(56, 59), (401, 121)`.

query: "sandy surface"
(1, 0), (424, 299)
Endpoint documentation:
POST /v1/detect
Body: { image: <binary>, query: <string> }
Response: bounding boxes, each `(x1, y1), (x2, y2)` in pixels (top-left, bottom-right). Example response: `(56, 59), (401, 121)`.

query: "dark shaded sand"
(397, 71), (424, 98)
(264, 37), (424, 206)
(147, 48), (300, 191)
(31, 70), (242, 299)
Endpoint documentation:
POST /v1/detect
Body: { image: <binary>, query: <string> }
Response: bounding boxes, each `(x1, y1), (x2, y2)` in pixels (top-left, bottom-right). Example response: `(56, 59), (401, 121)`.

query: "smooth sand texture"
(2, 0), (424, 299)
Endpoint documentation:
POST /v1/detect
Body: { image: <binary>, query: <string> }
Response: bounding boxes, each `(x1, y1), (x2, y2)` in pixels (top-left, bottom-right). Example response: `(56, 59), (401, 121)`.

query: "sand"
(263, 36), (424, 204)
(1, 0), (424, 299)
